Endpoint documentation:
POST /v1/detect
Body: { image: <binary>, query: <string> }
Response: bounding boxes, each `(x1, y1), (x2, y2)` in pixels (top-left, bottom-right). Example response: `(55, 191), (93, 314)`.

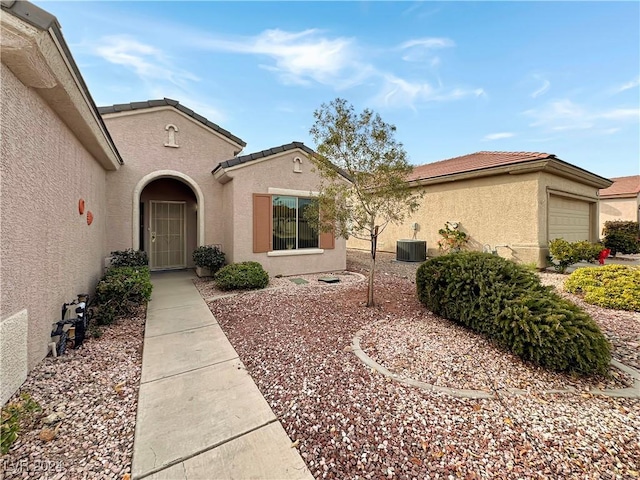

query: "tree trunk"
(367, 226), (379, 307)
(367, 255), (376, 306)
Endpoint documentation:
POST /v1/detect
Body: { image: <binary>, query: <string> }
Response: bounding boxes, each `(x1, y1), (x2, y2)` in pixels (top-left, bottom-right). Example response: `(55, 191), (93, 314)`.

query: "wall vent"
(396, 240), (427, 262)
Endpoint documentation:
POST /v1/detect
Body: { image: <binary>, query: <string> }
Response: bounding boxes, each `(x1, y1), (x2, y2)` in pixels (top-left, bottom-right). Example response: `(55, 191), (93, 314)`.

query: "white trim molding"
(267, 248), (325, 257)
(132, 170), (205, 249)
(268, 187), (319, 197)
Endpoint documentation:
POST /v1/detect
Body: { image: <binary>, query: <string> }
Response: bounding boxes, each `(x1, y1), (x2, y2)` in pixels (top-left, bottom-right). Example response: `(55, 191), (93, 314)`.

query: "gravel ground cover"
(1, 308), (144, 480)
(193, 270), (361, 299)
(206, 250), (640, 479)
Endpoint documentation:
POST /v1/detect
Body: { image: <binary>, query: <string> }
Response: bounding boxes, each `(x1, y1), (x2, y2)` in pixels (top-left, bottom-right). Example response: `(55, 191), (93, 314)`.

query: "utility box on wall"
(396, 239), (427, 262)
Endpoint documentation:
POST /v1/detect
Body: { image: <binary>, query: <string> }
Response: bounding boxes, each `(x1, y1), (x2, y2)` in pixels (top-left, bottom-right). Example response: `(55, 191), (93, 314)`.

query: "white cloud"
(613, 76), (640, 93)
(398, 37), (454, 63)
(598, 108), (640, 121)
(196, 29), (369, 88)
(374, 74), (484, 109)
(523, 99), (639, 132)
(531, 78), (550, 98)
(483, 132), (515, 141)
(191, 29), (482, 109)
(95, 35), (199, 86)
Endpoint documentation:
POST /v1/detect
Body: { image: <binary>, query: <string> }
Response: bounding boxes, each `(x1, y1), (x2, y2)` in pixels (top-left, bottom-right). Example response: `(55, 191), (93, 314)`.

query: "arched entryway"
(133, 171), (204, 270)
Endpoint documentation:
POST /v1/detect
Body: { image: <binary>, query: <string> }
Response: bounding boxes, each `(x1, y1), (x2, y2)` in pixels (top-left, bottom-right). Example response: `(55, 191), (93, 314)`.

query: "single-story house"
(348, 151), (612, 267)
(1, 1), (344, 405)
(598, 175), (640, 234)
(99, 101), (344, 276)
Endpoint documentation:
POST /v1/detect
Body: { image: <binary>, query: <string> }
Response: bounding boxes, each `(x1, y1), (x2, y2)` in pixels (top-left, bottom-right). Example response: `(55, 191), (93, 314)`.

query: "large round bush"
(416, 252), (611, 375)
(214, 261), (269, 291)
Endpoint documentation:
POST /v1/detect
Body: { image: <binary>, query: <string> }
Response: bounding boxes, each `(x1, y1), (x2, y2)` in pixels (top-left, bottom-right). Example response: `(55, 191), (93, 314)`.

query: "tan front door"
(149, 201), (186, 270)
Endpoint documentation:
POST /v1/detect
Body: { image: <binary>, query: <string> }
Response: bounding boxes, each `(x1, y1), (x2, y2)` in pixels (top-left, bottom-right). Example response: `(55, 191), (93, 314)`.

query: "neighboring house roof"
(409, 151), (555, 181)
(408, 151), (611, 189)
(213, 141), (314, 172)
(1, 0), (123, 168)
(599, 175), (640, 198)
(98, 98), (246, 148)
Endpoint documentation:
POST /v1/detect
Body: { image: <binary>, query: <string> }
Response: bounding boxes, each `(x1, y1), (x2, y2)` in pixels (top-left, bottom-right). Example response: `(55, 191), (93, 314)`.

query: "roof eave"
(1, 1), (123, 170)
(599, 192), (640, 199)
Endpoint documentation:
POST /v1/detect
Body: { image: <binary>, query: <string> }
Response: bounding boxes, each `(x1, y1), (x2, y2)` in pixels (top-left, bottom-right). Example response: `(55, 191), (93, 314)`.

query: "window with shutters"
(253, 193), (334, 254)
(272, 196), (318, 250)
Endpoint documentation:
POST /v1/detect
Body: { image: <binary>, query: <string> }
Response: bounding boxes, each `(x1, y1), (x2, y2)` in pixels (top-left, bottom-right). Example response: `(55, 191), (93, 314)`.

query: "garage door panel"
(549, 196), (591, 242)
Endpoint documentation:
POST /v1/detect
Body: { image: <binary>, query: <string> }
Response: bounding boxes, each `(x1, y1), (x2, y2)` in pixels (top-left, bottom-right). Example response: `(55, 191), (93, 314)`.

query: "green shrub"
(548, 238), (603, 273)
(416, 252), (611, 375)
(95, 266), (152, 324)
(110, 249), (149, 267)
(565, 265), (640, 311)
(214, 261), (269, 291)
(1, 393), (41, 454)
(192, 245), (226, 274)
(602, 220), (640, 256)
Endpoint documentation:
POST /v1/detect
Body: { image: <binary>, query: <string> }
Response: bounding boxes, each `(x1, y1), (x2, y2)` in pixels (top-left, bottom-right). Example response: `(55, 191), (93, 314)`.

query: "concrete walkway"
(132, 270), (313, 480)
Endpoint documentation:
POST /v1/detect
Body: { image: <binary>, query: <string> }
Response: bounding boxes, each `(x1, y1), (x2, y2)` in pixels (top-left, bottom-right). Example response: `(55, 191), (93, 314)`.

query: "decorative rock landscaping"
(205, 250), (640, 479)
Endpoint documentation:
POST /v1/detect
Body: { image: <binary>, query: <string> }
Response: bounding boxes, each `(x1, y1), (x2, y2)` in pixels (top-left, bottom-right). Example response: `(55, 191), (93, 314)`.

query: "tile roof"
(98, 98), (246, 147)
(599, 175), (640, 197)
(408, 151), (556, 182)
(214, 142), (314, 171)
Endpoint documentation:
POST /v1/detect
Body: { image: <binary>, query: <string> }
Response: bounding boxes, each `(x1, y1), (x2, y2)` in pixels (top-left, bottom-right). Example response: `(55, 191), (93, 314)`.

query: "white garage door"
(548, 195), (591, 242)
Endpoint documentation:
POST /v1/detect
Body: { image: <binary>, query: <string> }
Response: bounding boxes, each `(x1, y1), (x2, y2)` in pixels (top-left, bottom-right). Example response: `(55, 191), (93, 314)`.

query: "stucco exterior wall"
(599, 196), (640, 235)
(222, 179), (235, 261)
(1, 64), (109, 404)
(221, 151), (347, 276)
(103, 109), (240, 259)
(349, 173), (540, 264)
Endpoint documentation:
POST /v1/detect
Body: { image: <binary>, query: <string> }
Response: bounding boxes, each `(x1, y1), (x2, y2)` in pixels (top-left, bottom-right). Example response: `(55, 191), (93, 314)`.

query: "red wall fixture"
(86, 211), (93, 225)
(78, 198), (85, 215)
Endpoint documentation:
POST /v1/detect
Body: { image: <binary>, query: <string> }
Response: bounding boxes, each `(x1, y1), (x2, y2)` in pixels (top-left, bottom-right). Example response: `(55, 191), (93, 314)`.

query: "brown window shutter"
(253, 194), (272, 253)
(319, 230), (335, 249)
(318, 205), (335, 250)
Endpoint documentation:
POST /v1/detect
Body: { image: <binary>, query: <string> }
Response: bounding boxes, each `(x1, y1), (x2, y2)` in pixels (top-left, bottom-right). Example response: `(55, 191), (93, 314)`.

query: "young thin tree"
(309, 98), (422, 306)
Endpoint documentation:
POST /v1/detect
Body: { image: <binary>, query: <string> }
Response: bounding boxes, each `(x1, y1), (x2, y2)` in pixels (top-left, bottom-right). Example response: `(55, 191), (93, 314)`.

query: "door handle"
(151, 232), (156, 243)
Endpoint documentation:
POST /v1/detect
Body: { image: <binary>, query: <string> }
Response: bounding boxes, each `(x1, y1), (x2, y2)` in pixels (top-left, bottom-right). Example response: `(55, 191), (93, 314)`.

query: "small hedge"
(564, 265), (640, 312)
(192, 245), (225, 274)
(602, 220), (640, 256)
(416, 252), (611, 375)
(110, 248), (148, 267)
(95, 266), (152, 324)
(214, 261), (269, 291)
(547, 239), (602, 273)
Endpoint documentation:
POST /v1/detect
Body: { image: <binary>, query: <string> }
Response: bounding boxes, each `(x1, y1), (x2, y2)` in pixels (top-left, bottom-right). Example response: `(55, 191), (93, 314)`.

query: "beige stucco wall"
(1, 64), (110, 404)
(599, 196), (640, 235)
(103, 108), (241, 263)
(349, 172), (541, 265)
(348, 169), (604, 268)
(220, 150), (347, 276)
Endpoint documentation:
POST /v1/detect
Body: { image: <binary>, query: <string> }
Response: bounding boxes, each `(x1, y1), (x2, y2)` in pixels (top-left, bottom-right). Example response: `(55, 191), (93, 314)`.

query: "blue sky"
(38, 1), (639, 178)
